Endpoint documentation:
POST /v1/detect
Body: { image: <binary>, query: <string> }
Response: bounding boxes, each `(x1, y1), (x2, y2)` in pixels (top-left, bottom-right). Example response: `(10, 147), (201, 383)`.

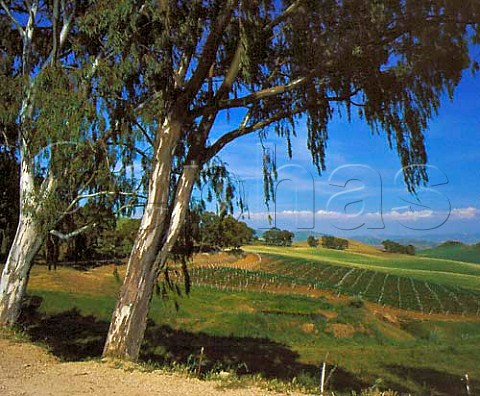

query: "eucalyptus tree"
(92, 0), (480, 360)
(0, 1), (139, 325)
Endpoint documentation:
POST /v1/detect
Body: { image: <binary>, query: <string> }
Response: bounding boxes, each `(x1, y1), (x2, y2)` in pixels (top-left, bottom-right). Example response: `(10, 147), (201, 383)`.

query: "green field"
(419, 243), (480, 265)
(17, 242), (480, 395)
(245, 245), (480, 290)
(231, 245), (480, 316)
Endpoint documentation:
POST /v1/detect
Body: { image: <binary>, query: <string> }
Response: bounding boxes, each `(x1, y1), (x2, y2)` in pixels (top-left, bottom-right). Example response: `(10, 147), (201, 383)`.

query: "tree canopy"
(321, 235), (349, 250)
(197, 212), (255, 250)
(307, 235), (319, 248)
(263, 228), (295, 246)
(382, 239), (416, 255)
(84, 0), (480, 361)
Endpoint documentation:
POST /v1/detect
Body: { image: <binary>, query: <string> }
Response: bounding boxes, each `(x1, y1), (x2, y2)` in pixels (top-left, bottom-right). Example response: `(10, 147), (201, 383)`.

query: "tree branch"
(206, 106), (306, 161)
(174, 48), (193, 90)
(192, 77), (309, 118)
(183, 1), (235, 102)
(0, 0), (25, 37)
(59, 0), (74, 48)
(61, 191), (146, 219)
(205, 88), (361, 160)
(42, 0), (75, 69)
(265, 0), (304, 31)
(22, 0), (38, 76)
(50, 224), (95, 241)
(133, 119), (154, 147)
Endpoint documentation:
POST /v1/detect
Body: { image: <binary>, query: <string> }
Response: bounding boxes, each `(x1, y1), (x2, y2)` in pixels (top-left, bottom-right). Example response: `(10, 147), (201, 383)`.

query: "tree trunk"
(0, 119), (44, 326)
(103, 117), (197, 360)
(0, 214), (43, 325)
(102, 163), (199, 360)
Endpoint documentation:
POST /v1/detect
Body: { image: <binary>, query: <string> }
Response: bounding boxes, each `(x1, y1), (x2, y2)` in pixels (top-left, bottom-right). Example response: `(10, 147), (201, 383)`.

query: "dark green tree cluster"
(438, 240), (464, 248)
(49, 216), (143, 264)
(263, 228), (295, 247)
(197, 212), (254, 251)
(321, 236), (349, 251)
(94, 217), (141, 260)
(382, 240), (416, 255)
(307, 235), (319, 248)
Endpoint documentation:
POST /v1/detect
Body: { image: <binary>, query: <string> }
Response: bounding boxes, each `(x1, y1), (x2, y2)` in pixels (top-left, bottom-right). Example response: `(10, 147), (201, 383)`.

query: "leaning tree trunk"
(0, 120), (45, 326)
(0, 213), (43, 326)
(103, 117), (199, 361)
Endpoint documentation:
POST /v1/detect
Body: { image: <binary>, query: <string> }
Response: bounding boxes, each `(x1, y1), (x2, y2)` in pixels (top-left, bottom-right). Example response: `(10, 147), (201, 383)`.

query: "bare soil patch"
(0, 336), (302, 396)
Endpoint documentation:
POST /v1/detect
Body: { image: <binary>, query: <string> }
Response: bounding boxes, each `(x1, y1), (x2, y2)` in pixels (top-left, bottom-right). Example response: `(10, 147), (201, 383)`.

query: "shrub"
(381, 240), (415, 255)
(307, 236), (319, 247)
(321, 235), (349, 250)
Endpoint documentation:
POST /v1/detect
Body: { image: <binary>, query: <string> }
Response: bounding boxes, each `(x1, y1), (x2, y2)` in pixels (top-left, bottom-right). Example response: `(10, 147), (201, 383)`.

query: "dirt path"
(0, 337), (301, 396)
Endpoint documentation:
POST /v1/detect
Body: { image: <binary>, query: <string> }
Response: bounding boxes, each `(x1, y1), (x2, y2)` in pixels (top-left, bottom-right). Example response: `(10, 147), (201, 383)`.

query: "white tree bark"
(102, 116), (196, 360)
(0, 213), (43, 325)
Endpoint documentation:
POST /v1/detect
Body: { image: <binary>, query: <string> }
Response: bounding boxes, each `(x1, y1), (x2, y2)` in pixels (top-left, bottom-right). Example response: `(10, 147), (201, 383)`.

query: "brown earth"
(0, 336), (302, 396)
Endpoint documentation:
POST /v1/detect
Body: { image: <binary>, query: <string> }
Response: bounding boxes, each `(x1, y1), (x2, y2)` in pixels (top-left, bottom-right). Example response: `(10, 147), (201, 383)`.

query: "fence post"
(320, 352), (329, 396)
(197, 347), (205, 378)
(463, 373), (471, 396)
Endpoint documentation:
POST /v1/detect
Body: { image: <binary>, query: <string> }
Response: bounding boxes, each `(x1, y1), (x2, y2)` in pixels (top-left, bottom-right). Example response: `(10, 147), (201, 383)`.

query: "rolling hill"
(419, 241), (480, 265)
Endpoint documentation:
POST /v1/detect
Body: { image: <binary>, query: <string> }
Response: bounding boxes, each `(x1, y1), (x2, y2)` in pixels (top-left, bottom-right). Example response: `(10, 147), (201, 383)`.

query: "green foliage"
(321, 236), (349, 250)
(95, 217), (141, 259)
(43, 204), (117, 263)
(382, 240), (415, 256)
(0, 0), (145, 261)
(197, 212), (254, 251)
(438, 240), (465, 248)
(262, 228), (294, 247)
(72, 0), (480, 222)
(2, 0), (479, 261)
(349, 295), (365, 309)
(306, 236), (319, 248)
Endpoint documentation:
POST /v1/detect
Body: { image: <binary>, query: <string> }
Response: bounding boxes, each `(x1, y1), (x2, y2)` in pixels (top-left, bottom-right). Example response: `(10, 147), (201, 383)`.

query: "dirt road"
(0, 337), (301, 396)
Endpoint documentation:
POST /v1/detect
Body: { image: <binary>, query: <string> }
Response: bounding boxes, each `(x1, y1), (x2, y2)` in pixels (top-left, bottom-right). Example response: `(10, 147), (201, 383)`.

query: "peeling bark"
(102, 117), (199, 360)
(0, 135), (44, 326)
(0, 214), (43, 325)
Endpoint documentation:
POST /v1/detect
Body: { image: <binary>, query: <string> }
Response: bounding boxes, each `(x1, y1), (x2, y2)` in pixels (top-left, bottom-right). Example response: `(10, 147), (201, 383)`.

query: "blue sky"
(208, 66), (480, 241)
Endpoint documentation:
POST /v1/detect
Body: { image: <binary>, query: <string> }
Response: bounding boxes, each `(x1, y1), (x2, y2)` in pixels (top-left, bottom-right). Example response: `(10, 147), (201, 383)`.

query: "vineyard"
(173, 251), (480, 316)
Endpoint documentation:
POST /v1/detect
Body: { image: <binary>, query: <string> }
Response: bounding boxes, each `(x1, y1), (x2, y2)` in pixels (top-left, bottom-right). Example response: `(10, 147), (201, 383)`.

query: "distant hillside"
(419, 241), (480, 264)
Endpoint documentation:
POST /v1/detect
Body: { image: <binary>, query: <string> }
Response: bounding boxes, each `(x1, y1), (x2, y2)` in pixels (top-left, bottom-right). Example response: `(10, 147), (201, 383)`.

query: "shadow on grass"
(386, 365), (477, 396)
(19, 297), (108, 360)
(142, 322), (365, 392)
(19, 296), (366, 392)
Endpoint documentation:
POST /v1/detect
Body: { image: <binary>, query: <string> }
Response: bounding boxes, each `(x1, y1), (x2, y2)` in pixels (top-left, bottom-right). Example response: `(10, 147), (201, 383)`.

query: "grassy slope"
(419, 244), (480, 265)
(244, 245), (480, 290)
(23, 261), (480, 396)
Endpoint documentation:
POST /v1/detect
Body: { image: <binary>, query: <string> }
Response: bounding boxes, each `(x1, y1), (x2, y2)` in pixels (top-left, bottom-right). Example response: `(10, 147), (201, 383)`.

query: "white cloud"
(451, 207), (479, 219)
(377, 210), (435, 221)
(245, 207), (478, 223)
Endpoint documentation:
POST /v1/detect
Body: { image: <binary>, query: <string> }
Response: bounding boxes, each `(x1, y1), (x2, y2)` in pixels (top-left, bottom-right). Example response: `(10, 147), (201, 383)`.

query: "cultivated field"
(10, 241), (480, 395)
